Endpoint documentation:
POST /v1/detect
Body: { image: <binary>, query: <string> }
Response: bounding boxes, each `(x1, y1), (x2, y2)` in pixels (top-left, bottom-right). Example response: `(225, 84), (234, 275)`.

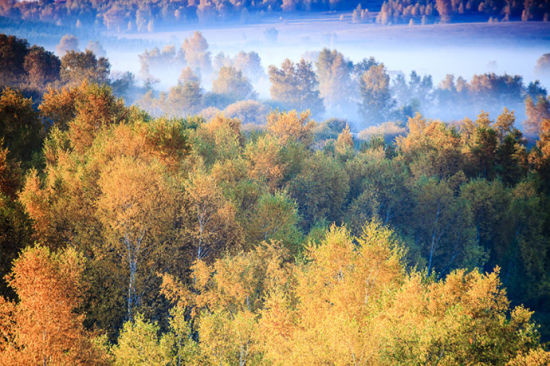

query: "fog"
(34, 15), (550, 130)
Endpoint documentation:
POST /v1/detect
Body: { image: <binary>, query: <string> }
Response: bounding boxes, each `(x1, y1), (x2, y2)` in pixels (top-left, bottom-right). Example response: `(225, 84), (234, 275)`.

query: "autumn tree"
(194, 114), (243, 165)
(435, 0), (452, 22)
(60, 50), (110, 86)
(182, 169), (244, 260)
(245, 134), (286, 191)
(525, 95), (550, 135)
(97, 156), (180, 319)
(335, 124), (354, 155)
(288, 151), (350, 228)
(112, 311), (198, 365)
(259, 222), (543, 365)
(161, 241), (292, 365)
(316, 49), (354, 115)
(249, 191), (302, 253)
(0, 246), (108, 365)
(212, 66), (256, 102)
(181, 31), (212, 76)
(0, 147), (31, 298)
(396, 113), (463, 179)
(162, 81), (203, 117)
(266, 110), (315, 146)
(23, 46), (60, 89)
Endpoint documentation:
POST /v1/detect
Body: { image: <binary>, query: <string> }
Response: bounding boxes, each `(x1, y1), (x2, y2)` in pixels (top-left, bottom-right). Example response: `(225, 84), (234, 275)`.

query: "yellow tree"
(161, 242), (292, 365)
(183, 168), (243, 260)
(396, 113), (464, 179)
(266, 110), (315, 146)
(335, 124), (354, 156)
(245, 134), (286, 191)
(96, 156), (180, 318)
(0, 246), (108, 365)
(259, 222), (405, 364)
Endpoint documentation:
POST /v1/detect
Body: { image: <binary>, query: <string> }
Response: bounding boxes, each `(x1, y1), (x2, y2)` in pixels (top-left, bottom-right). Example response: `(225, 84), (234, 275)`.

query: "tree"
(212, 66), (256, 101)
(245, 134), (286, 191)
(359, 64), (394, 124)
(288, 152), (350, 228)
(163, 81), (203, 117)
(23, 45), (60, 88)
(268, 58), (324, 116)
(0, 87), (43, 164)
(160, 241), (291, 365)
(0, 246), (108, 365)
(223, 100), (269, 125)
(194, 115), (243, 165)
(178, 66), (200, 85)
(435, 0), (452, 22)
(316, 49), (354, 115)
(96, 156), (180, 319)
(60, 50), (110, 86)
(396, 113), (463, 179)
(181, 31), (211, 75)
(266, 110), (315, 146)
(535, 53), (550, 77)
(525, 95), (550, 135)
(335, 124), (354, 155)
(411, 176), (484, 275)
(0, 34), (28, 87)
(0, 147), (31, 298)
(232, 51), (264, 80)
(182, 169), (244, 260)
(86, 40), (106, 58)
(250, 191), (302, 253)
(112, 313), (171, 365)
(259, 222), (543, 365)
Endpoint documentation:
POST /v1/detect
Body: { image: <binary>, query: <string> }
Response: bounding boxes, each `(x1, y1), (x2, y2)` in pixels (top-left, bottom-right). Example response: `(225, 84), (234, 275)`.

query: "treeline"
(1, 0), (549, 30)
(3, 31), (550, 135)
(134, 36), (547, 128)
(1, 77), (550, 362)
(375, 0), (550, 25)
(5, 31), (545, 129)
(0, 34), (112, 98)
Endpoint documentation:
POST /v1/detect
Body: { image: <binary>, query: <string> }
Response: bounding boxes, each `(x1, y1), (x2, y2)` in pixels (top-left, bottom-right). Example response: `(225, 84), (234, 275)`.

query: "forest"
(0, 0), (549, 29)
(1, 25), (550, 365)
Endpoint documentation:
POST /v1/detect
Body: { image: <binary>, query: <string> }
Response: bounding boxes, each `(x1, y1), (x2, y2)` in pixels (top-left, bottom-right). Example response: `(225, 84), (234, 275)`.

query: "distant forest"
(0, 0), (549, 31)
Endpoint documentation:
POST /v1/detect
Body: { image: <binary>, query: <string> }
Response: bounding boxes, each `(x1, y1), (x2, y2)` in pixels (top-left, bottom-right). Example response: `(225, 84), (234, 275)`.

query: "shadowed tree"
(359, 64), (394, 124)
(23, 46), (60, 89)
(269, 58), (324, 116)
(60, 50), (110, 86)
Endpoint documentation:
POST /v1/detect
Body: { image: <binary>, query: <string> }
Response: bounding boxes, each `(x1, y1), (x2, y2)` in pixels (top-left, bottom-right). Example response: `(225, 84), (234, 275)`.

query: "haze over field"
(110, 19), (550, 92)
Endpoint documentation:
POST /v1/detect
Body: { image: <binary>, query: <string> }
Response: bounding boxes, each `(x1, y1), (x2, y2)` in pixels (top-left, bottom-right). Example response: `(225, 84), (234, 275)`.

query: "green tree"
(269, 58), (324, 116)
(0, 87), (43, 165)
(359, 64), (394, 124)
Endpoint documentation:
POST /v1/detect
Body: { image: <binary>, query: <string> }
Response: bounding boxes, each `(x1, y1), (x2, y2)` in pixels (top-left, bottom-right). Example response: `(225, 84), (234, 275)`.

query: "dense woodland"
(1, 31), (550, 364)
(0, 0), (549, 30)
